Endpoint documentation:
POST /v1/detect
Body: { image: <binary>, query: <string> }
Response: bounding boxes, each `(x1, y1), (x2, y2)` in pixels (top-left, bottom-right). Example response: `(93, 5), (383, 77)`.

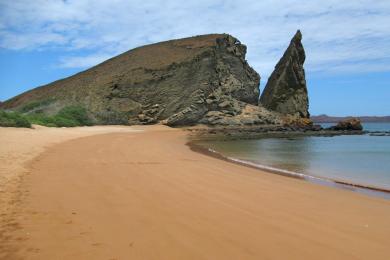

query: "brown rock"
(1, 34), (261, 126)
(331, 118), (363, 131)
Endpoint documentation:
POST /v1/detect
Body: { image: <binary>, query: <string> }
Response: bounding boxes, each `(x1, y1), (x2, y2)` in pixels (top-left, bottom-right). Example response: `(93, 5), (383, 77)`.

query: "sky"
(0, 0), (389, 116)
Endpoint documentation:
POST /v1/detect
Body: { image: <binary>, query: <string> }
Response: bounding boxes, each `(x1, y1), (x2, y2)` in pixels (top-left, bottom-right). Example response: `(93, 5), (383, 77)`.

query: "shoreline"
(187, 141), (390, 199)
(1, 125), (390, 259)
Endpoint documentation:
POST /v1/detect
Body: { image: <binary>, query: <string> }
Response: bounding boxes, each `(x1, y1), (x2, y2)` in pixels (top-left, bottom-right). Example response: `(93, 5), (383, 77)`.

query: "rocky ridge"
(1, 32), (314, 130)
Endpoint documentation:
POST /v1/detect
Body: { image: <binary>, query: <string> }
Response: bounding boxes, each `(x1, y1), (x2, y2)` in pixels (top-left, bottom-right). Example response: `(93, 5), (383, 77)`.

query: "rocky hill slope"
(1, 32), (309, 127)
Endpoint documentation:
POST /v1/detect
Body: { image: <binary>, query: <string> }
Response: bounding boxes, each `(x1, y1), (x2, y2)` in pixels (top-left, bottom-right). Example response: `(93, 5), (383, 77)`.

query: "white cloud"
(58, 53), (113, 68)
(0, 31), (67, 50)
(1, 0), (390, 77)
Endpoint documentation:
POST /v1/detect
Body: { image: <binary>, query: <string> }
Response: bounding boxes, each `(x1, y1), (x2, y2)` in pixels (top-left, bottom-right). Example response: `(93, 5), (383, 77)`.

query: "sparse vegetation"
(27, 106), (93, 127)
(0, 106), (93, 128)
(0, 110), (32, 128)
(19, 99), (54, 113)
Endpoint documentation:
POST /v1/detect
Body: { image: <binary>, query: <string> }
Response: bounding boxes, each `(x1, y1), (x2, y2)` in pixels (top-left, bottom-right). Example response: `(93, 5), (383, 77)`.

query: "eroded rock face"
(198, 102), (281, 126)
(165, 35), (261, 126)
(259, 30), (309, 118)
(1, 34), (262, 126)
(2, 33), (314, 128)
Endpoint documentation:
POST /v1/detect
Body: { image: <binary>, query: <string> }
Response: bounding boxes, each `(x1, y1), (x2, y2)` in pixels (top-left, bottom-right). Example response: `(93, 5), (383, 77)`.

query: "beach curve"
(1, 125), (390, 259)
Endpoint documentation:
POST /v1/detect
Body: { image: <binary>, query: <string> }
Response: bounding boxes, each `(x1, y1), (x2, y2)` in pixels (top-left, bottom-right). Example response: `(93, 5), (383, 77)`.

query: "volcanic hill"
(0, 31), (309, 127)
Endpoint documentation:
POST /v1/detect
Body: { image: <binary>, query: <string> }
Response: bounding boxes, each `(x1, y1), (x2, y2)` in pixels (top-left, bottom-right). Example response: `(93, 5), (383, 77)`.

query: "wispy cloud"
(1, 0), (390, 78)
(58, 53), (113, 68)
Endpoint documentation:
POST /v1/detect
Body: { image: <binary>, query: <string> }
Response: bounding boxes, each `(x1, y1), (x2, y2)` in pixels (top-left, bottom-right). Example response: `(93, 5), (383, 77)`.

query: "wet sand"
(1, 125), (390, 259)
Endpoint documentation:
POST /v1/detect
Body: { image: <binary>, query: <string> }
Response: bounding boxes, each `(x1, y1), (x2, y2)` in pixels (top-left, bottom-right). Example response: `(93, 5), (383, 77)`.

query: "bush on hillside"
(0, 110), (32, 128)
(55, 106), (92, 126)
(26, 113), (57, 127)
(26, 105), (93, 127)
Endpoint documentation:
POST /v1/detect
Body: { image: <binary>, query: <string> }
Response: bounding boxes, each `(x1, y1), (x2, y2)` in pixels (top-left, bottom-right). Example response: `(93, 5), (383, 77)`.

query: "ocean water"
(197, 123), (390, 191)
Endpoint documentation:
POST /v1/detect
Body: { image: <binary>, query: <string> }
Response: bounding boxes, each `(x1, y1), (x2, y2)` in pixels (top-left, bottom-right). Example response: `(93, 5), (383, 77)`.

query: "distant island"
(311, 115), (390, 123)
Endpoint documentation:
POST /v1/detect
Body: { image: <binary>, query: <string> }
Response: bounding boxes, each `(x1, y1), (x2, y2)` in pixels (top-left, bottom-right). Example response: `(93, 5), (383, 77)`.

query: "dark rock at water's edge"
(259, 30), (309, 118)
(369, 131), (390, 136)
(312, 114), (390, 123)
(186, 124), (365, 141)
(187, 115), (365, 140)
(327, 118), (363, 131)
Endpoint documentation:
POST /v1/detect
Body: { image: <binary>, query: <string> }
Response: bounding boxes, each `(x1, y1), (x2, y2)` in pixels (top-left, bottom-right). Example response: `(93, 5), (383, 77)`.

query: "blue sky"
(0, 0), (389, 116)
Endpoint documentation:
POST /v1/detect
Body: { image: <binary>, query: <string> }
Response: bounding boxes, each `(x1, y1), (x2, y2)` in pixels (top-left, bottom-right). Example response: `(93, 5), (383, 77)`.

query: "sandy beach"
(1, 125), (390, 259)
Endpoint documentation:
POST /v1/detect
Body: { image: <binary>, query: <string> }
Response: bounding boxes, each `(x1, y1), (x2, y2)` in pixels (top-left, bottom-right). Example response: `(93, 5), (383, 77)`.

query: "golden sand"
(1, 125), (390, 259)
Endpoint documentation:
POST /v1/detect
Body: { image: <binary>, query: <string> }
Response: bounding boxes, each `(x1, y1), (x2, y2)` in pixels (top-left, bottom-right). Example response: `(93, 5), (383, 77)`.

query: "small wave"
(206, 146), (322, 181)
(201, 145), (390, 199)
(226, 156), (333, 183)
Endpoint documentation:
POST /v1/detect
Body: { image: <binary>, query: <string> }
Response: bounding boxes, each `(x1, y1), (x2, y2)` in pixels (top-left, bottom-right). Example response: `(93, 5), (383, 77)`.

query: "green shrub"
(25, 105), (93, 127)
(1, 105), (93, 128)
(55, 106), (92, 126)
(26, 113), (57, 127)
(0, 110), (31, 128)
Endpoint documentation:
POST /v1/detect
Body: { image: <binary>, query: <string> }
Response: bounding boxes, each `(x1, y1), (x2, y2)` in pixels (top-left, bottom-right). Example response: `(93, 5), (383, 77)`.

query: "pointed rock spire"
(259, 30), (309, 118)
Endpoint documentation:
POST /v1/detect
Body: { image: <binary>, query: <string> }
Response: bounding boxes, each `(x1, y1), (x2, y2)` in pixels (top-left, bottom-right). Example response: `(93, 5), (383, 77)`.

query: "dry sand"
(1, 125), (390, 259)
(0, 125), (142, 258)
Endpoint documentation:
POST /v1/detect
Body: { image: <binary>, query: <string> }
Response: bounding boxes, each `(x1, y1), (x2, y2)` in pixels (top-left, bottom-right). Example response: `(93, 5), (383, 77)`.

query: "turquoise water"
(198, 123), (390, 191)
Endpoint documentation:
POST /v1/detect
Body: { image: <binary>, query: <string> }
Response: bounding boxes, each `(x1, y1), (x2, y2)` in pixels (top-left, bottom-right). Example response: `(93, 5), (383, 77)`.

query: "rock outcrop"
(1, 32), (314, 129)
(259, 30), (309, 118)
(1, 34), (269, 126)
(328, 118), (363, 131)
